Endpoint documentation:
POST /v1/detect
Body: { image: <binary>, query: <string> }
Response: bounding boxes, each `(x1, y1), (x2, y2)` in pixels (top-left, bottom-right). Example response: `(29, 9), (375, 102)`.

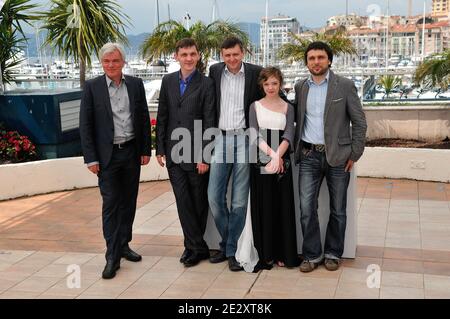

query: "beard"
(308, 65), (329, 76)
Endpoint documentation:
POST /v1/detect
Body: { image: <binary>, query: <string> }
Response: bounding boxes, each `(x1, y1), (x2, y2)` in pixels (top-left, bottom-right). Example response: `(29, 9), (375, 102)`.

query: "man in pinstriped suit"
(156, 38), (216, 267)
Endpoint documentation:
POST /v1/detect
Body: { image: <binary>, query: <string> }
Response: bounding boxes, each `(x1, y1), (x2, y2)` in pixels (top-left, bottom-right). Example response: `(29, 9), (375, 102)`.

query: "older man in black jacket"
(80, 42), (151, 279)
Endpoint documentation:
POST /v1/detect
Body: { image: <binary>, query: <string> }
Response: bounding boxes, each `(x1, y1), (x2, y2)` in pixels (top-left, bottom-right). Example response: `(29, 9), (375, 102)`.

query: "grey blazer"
(156, 70), (216, 171)
(293, 70), (367, 167)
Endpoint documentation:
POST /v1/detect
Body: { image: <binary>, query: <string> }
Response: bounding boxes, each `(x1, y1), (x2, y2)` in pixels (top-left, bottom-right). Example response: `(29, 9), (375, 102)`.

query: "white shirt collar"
(224, 62), (245, 76)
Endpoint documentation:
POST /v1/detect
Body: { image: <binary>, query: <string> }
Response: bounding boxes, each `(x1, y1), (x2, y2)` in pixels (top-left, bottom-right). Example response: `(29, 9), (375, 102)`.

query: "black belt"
(113, 139), (135, 149)
(221, 129), (245, 135)
(302, 141), (325, 152)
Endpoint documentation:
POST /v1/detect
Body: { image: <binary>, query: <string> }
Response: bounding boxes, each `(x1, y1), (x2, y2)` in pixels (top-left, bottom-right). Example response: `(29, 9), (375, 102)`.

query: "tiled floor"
(0, 178), (449, 299)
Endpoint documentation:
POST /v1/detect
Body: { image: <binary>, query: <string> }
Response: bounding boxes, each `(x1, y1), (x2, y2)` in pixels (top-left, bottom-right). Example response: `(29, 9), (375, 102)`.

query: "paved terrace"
(0, 178), (449, 299)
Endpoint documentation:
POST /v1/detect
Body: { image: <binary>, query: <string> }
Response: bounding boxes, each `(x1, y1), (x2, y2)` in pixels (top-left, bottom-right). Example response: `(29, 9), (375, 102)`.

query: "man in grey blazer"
(293, 41), (367, 272)
(156, 38), (216, 267)
(80, 43), (151, 279)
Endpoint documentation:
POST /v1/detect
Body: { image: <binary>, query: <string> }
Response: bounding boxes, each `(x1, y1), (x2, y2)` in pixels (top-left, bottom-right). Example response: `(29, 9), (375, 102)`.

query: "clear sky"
(26, 0), (433, 34)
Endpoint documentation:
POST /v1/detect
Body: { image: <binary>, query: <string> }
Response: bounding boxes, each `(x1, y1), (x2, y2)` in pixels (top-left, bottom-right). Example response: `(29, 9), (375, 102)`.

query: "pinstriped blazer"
(208, 62), (264, 128)
(156, 70), (216, 171)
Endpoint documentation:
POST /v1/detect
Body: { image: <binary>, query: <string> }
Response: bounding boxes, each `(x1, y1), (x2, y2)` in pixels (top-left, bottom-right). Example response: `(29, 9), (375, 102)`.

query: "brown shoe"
(324, 258), (340, 271)
(299, 260), (319, 273)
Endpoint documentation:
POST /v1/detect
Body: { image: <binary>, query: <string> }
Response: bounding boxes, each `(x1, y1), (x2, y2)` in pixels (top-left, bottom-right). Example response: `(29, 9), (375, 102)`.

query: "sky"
(25, 0), (434, 34)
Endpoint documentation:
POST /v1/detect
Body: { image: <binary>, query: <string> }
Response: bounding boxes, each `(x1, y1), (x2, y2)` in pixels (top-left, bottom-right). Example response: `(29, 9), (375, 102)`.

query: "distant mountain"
(20, 32), (150, 60)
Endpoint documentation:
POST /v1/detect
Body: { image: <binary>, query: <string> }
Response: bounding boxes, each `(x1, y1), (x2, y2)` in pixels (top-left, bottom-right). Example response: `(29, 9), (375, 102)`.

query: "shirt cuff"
(87, 161), (99, 167)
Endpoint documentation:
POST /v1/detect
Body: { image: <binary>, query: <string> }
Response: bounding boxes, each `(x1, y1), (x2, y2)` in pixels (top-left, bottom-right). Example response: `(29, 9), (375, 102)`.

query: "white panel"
(60, 99), (81, 132)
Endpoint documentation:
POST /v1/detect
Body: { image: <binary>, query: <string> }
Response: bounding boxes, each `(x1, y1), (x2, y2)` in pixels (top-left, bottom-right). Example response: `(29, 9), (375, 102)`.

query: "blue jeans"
(208, 134), (250, 257)
(298, 149), (350, 262)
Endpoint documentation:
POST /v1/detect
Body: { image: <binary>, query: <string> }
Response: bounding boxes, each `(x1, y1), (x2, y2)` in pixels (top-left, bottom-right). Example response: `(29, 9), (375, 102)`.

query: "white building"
(260, 15), (301, 66)
(327, 14), (364, 28)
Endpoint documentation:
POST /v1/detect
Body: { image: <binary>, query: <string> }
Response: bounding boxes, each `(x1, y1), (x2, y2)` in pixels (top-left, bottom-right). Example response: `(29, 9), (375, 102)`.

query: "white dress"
(235, 102), (288, 273)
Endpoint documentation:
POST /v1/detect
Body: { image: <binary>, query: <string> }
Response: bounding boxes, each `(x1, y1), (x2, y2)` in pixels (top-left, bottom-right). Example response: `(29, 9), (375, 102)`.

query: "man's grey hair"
(98, 42), (126, 62)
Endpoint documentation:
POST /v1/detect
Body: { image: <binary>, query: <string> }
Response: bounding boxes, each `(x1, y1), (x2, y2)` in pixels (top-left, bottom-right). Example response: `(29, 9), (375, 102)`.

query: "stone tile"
(245, 290), (300, 299)
(159, 285), (206, 299)
(356, 246), (385, 259)
(423, 262), (450, 276)
(209, 272), (258, 290)
(201, 288), (248, 299)
(339, 268), (372, 284)
(0, 291), (40, 299)
(380, 286), (424, 299)
(81, 280), (131, 298)
(53, 253), (97, 265)
(0, 250), (34, 264)
(43, 276), (99, 297)
(424, 274), (450, 298)
(382, 259), (424, 274)
(341, 257), (382, 270)
(421, 250), (450, 263)
(381, 271), (424, 289)
(9, 276), (60, 293)
(421, 238), (450, 251)
(33, 264), (73, 278)
(358, 236), (385, 247)
(383, 248), (423, 261)
(335, 282), (379, 299)
(384, 237), (422, 250)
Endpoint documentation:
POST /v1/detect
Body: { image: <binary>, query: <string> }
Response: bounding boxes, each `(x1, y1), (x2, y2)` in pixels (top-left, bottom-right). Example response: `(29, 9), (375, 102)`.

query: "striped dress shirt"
(218, 63), (246, 130)
(106, 75), (135, 144)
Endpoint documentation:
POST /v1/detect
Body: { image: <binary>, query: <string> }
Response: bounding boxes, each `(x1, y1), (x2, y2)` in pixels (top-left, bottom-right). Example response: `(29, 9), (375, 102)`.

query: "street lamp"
(184, 12), (191, 30)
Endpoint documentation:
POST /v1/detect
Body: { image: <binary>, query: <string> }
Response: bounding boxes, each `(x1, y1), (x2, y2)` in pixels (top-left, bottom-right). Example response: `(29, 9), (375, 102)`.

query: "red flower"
(151, 118), (157, 126)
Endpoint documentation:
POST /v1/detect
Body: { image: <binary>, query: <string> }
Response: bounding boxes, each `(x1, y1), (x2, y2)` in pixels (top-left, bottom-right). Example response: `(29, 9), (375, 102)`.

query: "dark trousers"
(98, 142), (140, 263)
(298, 149), (350, 262)
(168, 165), (209, 254)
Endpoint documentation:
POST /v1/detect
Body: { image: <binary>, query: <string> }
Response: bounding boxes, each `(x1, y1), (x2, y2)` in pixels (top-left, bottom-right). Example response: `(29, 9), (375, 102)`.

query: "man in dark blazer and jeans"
(156, 38), (216, 267)
(80, 43), (151, 279)
(207, 37), (264, 271)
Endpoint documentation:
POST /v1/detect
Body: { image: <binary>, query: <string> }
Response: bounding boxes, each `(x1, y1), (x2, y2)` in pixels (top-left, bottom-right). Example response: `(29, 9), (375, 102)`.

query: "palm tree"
(141, 20), (249, 73)
(414, 50), (450, 90)
(0, 0), (39, 86)
(40, 0), (130, 88)
(278, 31), (356, 64)
(378, 75), (402, 99)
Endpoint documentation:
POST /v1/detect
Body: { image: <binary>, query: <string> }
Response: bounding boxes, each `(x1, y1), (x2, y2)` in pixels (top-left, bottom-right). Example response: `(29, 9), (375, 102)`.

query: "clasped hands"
(264, 149), (284, 174)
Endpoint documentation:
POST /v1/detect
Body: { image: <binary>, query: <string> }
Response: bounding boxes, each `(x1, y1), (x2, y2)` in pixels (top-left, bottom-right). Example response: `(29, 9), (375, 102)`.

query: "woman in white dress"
(247, 67), (299, 270)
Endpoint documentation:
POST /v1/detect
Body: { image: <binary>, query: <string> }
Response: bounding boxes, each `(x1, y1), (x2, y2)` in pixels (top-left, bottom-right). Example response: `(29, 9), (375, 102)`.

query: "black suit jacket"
(79, 74), (151, 168)
(156, 70), (216, 171)
(208, 62), (264, 128)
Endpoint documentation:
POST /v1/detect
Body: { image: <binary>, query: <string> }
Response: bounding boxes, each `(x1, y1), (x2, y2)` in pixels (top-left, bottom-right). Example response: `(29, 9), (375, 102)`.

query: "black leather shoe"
(228, 256), (243, 271)
(183, 251), (210, 267)
(121, 247), (142, 262)
(209, 251), (227, 264)
(102, 260), (120, 279)
(179, 249), (192, 263)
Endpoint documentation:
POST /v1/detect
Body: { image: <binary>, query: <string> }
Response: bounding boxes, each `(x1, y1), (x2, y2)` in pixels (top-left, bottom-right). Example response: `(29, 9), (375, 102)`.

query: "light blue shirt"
(302, 71), (329, 144)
